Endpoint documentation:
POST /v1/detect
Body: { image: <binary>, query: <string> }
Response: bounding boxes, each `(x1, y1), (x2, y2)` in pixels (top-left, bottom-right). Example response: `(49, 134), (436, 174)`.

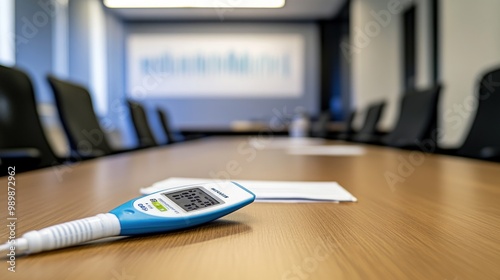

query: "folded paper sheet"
(287, 145), (366, 156)
(141, 177), (357, 203)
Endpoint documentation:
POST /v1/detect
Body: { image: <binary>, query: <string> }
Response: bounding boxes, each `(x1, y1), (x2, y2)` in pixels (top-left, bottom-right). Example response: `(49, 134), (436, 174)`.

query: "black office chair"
(127, 100), (158, 148)
(309, 110), (332, 138)
(47, 75), (114, 158)
(352, 102), (385, 143)
(337, 110), (357, 141)
(157, 108), (177, 144)
(382, 86), (441, 149)
(456, 68), (500, 161)
(0, 65), (60, 175)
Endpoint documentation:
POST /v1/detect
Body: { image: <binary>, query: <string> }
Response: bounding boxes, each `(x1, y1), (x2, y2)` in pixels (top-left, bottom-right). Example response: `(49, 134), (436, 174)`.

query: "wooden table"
(1, 137), (499, 279)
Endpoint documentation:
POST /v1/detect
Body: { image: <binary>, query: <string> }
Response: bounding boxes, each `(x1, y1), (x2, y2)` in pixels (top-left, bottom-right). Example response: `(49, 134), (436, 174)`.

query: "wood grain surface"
(0, 137), (499, 280)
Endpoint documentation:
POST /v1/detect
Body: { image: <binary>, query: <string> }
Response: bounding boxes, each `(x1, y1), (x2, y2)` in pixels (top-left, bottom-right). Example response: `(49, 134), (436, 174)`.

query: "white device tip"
(0, 238), (29, 258)
(0, 243), (10, 255)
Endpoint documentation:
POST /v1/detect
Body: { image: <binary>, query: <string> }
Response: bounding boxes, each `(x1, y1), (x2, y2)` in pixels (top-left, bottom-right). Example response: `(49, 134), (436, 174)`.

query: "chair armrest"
(435, 147), (460, 156)
(0, 148), (42, 176)
(449, 147), (500, 162)
(0, 148), (41, 159)
(479, 147), (500, 162)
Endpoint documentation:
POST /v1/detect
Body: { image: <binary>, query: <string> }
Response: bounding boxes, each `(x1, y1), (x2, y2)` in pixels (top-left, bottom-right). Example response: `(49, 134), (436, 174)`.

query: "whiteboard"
(127, 33), (305, 98)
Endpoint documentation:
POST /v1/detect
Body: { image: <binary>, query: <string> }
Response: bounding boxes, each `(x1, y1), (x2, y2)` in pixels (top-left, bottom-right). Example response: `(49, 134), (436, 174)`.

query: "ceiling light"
(104, 0), (286, 8)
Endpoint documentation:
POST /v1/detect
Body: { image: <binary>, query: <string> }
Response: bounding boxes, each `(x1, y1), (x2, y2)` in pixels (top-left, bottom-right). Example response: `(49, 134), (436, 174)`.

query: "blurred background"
(1, 0), (499, 156)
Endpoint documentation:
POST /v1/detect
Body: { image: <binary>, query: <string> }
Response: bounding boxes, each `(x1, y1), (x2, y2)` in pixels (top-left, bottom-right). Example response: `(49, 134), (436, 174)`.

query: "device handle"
(3, 213), (121, 256)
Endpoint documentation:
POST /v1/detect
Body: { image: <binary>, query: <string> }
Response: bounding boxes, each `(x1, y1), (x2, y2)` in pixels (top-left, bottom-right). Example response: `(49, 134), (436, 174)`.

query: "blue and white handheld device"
(0, 181), (255, 256)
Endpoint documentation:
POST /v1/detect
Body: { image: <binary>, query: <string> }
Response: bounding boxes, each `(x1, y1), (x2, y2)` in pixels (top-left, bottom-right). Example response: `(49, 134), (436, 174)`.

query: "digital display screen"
(164, 188), (220, 212)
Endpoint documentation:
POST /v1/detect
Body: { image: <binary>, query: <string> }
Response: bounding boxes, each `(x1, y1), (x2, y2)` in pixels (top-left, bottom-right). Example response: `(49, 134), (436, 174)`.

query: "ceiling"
(106, 0), (347, 21)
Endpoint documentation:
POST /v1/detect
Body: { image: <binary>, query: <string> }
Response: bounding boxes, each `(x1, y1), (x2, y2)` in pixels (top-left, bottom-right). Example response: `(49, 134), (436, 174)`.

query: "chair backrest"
(337, 110), (356, 140)
(127, 100), (158, 148)
(382, 85), (441, 149)
(457, 68), (500, 161)
(352, 102), (385, 143)
(0, 65), (59, 172)
(47, 75), (113, 158)
(157, 108), (177, 144)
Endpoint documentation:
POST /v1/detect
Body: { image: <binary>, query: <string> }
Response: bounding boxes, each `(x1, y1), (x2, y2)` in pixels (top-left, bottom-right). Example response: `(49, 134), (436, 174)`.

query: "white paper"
(249, 137), (326, 150)
(140, 177), (357, 203)
(287, 145), (366, 156)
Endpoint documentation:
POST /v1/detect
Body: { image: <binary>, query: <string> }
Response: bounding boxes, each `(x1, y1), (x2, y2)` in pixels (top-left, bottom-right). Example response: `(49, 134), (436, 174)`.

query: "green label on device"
(151, 200), (167, 212)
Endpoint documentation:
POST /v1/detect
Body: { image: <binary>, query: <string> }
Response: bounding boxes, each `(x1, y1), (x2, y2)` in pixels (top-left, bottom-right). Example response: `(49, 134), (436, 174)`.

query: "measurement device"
(0, 181), (255, 256)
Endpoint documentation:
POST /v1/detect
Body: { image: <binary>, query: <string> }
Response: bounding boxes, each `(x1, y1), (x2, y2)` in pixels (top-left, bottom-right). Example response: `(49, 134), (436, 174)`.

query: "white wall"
(351, 0), (500, 148)
(0, 0), (15, 66)
(350, 0), (434, 130)
(350, 0), (403, 130)
(439, 0), (500, 147)
(415, 0), (433, 88)
(88, 0), (108, 116)
(52, 0), (69, 77)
